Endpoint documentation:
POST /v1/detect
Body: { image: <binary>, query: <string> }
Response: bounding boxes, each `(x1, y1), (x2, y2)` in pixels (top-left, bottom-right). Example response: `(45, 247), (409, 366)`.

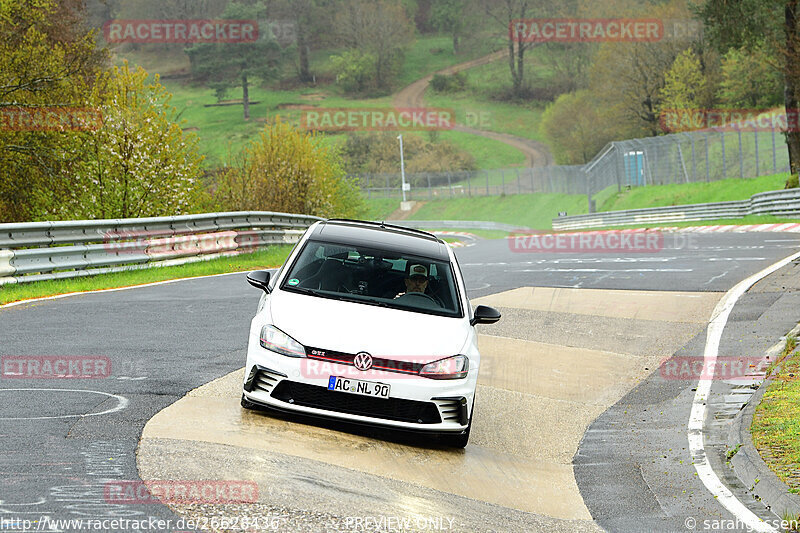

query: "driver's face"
(404, 276), (428, 293)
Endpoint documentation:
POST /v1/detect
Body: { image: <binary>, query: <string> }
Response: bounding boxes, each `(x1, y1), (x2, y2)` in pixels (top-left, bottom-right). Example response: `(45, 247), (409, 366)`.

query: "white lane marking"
(513, 268), (693, 273)
(688, 249), (800, 533)
(0, 270), (260, 310)
(0, 388), (129, 420)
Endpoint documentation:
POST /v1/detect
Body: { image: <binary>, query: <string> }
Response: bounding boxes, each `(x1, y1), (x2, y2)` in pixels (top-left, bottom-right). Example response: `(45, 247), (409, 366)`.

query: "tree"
(589, 1), (710, 136)
(186, 2), (284, 120)
(660, 49), (707, 111)
(430, 0), (476, 54)
(0, 0), (104, 222)
(334, 0), (414, 91)
(217, 119), (364, 218)
(64, 63), (204, 220)
(540, 90), (610, 165)
(482, 0), (542, 98)
(697, 0), (800, 185)
(717, 47), (783, 108)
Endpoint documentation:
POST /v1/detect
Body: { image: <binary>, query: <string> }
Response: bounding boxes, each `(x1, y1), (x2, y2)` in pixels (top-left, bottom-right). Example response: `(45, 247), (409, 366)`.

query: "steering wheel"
(399, 292), (444, 307)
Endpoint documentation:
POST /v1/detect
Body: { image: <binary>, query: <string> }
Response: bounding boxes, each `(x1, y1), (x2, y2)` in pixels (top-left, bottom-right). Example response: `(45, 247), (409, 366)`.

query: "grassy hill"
(365, 172), (794, 230)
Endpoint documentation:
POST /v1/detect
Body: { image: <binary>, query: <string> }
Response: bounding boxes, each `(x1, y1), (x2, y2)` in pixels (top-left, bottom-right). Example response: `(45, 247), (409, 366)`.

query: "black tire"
(241, 393), (257, 410)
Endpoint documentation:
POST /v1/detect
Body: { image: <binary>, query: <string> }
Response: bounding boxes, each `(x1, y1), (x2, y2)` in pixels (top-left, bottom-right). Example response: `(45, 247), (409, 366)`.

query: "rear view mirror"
(471, 305), (501, 326)
(247, 271), (271, 293)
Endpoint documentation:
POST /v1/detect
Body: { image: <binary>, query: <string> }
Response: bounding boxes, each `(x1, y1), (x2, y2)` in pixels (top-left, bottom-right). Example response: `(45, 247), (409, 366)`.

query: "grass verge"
(597, 174), (789, 212)
(0, 246), (293, 306)
(752, 334), (800, 496)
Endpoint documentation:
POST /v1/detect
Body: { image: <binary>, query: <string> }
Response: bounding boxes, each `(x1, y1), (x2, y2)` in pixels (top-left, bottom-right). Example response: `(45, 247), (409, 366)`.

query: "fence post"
(516, 168), (521, 194)
(754, 130), (759, 177)
(467, 173), (471, 196)
(704, 133), (710, 182)
(447, 172), (452, 197)
(772, 126), (778, 173)
(737, 127), (744, 178)
(721, 131), (726, 179)
(501, 169), (505, 195)
(690, 135), (697, 182)
(530, 167), (535, 193)
(486, 170), (489, 195)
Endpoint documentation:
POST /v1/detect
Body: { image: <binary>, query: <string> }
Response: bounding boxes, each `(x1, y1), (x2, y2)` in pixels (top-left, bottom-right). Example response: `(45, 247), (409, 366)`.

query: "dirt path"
(392, 50), (553, 168)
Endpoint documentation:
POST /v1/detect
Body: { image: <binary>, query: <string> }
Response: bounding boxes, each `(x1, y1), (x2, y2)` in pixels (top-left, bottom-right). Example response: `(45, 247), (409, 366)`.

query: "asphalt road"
(1, 231), (799, 532)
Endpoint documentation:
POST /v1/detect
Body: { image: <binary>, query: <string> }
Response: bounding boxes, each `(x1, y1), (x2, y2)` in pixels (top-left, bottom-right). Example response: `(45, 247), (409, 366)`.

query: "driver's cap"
(408, 264), (428, 279)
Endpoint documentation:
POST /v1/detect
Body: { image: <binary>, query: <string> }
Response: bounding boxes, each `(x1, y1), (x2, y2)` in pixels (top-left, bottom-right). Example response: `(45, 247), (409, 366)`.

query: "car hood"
(269, 289), (468, 361)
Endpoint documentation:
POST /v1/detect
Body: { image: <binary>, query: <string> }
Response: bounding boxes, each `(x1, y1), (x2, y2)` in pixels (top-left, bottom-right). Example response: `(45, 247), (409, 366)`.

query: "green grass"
(426, 91), (547, 144)
(0, 246), (292, 306)
(437, 130), (527, 169)
(752, 336), (800, 495)
(597, 173), (790, 212)
(362, 198), (399, 221)
(406, 193), (588, 230)
(394, 36), (497, 88)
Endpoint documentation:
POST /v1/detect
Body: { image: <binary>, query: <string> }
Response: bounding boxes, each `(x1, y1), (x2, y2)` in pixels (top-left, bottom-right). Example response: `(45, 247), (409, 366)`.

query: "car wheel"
(241, 393), (257, 410)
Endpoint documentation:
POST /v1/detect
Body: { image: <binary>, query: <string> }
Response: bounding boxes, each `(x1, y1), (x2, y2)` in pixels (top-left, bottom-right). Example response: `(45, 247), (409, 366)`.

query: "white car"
(241, 219), (500, 447)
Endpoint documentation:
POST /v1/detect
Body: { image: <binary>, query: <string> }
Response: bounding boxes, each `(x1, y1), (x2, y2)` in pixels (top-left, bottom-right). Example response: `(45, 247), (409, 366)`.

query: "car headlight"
(259, 325), (306, 358)
(419, 355), (469, 380)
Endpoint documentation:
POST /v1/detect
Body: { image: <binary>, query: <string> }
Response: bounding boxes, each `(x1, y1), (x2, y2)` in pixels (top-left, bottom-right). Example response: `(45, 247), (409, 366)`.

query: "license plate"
(327, 376), (390, 399)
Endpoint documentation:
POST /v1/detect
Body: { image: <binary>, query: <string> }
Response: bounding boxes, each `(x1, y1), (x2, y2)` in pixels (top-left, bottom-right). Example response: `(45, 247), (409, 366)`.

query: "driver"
(395, 263), (429, 298)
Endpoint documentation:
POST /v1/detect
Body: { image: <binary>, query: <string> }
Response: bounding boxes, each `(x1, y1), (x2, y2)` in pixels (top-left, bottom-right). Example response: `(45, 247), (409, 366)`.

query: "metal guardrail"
(552, 188), (800, 231)
(0, 212), (322, 285)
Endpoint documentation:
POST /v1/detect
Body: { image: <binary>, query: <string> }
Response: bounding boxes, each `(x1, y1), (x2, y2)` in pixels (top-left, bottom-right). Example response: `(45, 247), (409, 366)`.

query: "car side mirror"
(471, 305), (501, 326)
(247, 270), (271, 293)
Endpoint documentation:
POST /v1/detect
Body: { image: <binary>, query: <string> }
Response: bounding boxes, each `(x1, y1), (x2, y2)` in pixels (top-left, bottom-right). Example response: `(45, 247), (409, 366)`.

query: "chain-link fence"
(354, 126), (792, 207)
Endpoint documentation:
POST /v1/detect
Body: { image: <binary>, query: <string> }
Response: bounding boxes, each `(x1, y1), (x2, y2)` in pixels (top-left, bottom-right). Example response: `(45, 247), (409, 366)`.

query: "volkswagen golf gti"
(241, 219), (500, 447)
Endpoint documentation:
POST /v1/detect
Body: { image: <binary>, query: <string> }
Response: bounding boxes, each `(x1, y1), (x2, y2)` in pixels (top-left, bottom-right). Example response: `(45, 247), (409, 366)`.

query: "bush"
(217, 119), (364, 218)
(341, 132), (476, 174)
(430, 72), (467, 93)
(331, 50), (377, 94)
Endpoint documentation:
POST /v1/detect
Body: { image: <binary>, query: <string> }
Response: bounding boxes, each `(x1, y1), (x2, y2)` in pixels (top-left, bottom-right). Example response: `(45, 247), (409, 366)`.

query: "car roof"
(309, 220), (451, 261)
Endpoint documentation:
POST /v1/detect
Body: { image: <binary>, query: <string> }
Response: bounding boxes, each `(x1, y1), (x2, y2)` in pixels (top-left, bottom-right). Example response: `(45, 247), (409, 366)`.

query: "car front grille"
(270, 380), (442, 424)
(305, 346), (424, 375)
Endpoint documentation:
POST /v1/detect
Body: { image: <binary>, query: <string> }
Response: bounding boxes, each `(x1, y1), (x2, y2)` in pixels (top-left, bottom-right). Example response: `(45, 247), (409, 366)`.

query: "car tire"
(241, 393), (257, 410)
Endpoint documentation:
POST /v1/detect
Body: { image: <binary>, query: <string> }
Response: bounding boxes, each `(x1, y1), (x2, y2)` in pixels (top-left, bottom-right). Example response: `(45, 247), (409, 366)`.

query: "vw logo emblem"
(353, 352), (373, 371)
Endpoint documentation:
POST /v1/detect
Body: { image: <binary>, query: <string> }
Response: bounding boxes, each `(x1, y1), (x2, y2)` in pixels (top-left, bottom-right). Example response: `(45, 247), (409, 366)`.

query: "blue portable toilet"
(623, 151), (645, 186)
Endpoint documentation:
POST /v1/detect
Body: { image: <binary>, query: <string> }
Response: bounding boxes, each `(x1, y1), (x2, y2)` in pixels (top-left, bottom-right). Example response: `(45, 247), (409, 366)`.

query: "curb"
(728, 354), (800, 520)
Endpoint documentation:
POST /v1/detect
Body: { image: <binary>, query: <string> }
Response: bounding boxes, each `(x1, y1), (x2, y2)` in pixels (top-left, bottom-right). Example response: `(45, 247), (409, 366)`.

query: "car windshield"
(280, 240), (462, 318)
